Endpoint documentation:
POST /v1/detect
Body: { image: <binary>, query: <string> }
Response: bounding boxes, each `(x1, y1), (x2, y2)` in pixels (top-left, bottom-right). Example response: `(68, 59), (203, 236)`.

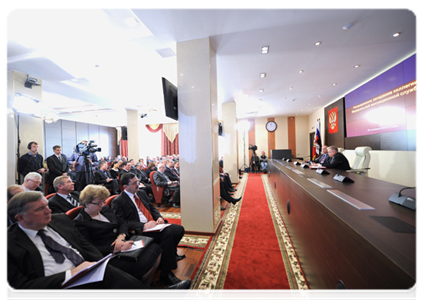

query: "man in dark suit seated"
(94, 161), (120, 195)
(164, 160), (180, 182)
(153, 163), (181, 208)
(21, 172), (43, 192)
(46, 145), (69, 194)
(313, 146), (351, 170)
(111, 173), (186, 286)
(7, 191), (153, 289)
(48, 175), (80, 214)
(307, 145), (331, 164)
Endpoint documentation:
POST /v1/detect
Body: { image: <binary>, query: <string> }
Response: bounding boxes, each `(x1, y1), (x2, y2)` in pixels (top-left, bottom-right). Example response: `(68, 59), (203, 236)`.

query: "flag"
(312, 119), (322, 160)
(328, 107), (338, 134)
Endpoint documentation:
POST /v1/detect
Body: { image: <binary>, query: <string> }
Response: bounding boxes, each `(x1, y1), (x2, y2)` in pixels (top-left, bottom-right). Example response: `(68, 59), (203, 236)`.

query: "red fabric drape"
(145, 124), (163, 133)
(161, 129), (179, 156)
(120, 139), (128, 157)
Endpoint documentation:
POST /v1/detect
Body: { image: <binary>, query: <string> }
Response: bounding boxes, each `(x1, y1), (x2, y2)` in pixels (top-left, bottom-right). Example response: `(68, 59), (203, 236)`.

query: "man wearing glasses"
(22, 172), (43, 192)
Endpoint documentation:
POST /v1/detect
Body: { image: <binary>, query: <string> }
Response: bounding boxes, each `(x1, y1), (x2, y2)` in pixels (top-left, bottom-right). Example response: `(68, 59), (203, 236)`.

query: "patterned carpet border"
(178, 234), (211, 249)
(191, 174), (248, 289)
(261, 174), (309, 290)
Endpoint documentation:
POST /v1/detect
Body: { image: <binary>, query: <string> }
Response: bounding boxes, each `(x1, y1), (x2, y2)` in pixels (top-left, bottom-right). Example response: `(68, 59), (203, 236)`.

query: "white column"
(177, 37), (220, 233)
(126, 109), (140, 160)
(221, 102), (239, 183)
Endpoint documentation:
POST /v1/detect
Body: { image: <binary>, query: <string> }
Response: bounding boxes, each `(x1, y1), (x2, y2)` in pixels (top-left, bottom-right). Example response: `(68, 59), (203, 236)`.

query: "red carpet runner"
(223, 173), (290, 289)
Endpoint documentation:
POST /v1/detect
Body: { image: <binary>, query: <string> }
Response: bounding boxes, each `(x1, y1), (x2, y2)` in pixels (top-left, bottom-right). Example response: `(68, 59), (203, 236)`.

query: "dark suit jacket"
(46, 154), (69, 184)
(73, 206), (143, 256)
(133, 168), (150, 184)
(153, 171), (170, 186)
(321, 152), (351, 170)
(8, 214), (102, 289)
(48, 191), (80, 214)
(112, 190), (165, 231)
(94, 169), (114, 185)
(312, 153), (331, 164)
(164, 166), (179, 182)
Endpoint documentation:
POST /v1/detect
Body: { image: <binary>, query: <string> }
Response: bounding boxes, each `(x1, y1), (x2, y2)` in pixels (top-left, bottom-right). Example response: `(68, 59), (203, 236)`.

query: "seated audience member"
(313, 146), (351, 170)
(22, 172), (43, 192)
(73, 185), (165, 286)
(153, 163), (181, 208)
(7, 185), (25, 226)
(112, 173), (186, 285)
(164, 160), (180, 182)
(307, 145), (330, 164)
(48, 175), (80, 214)
(174, 161), (180, 174)
(46, 145), (69, 194)
(109, 161), (120, 179)
(94, 161), (120, 195)
(67, 164), (77, 183)
(260, 151), (268, 172)
(250, 153), (260, 173)
(146, 162), (157, 178)
(138, 158), (147, 169)
(119, 161), (136, 178)
(8, 191), (153, 289)
(134, 163), (150, 184)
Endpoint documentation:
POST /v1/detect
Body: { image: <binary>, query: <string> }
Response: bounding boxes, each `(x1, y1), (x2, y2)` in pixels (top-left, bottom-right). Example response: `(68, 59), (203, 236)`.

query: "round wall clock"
(266, 121), (277, 132)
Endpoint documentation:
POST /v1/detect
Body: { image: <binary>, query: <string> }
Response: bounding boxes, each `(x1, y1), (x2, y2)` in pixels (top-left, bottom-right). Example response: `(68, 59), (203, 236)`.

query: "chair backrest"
(149, 171), (164, 205)
(149, 171), (156, 185)
(338, 147), (345, 154)
(45, 193), (56, 200)
(105, 194), (119, 207)
(65, 206), (83, 220)
(351, 146), (372, 169)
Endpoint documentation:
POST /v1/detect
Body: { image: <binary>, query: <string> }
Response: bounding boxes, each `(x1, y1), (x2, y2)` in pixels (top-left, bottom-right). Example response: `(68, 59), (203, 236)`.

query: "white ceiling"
(7, 9), (416, 127)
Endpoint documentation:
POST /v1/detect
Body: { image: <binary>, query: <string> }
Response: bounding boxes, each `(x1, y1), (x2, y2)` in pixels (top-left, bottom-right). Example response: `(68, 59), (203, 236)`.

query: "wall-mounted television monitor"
(162, 77), (178, 121)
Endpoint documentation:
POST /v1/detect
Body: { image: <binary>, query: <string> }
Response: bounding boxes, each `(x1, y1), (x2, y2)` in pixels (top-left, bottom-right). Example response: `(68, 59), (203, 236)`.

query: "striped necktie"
(320, 154), (326, 163)
(67, 195), (78, 207)
(134, 194), (154, 222)
(37, 229), (84, 266)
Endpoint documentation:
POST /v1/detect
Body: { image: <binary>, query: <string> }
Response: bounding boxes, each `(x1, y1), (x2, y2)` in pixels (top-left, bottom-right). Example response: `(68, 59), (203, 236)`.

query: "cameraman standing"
(68, 140), (99, 191)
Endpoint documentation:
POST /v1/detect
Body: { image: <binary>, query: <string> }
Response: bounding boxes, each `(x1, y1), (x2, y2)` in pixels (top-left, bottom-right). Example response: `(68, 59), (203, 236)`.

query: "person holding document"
(73, 185), (163, 286)
(112, 173), (186, 286)
(7, 191), (151, 289)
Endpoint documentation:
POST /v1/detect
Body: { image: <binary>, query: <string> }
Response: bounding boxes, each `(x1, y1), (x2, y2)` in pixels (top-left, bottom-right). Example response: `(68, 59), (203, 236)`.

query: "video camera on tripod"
(248, 144), (258, 154)
(75, 140), (101, 156)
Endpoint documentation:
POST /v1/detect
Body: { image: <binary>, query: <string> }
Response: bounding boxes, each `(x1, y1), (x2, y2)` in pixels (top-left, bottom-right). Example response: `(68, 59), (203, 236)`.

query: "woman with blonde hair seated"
(73, 185), (161, 285)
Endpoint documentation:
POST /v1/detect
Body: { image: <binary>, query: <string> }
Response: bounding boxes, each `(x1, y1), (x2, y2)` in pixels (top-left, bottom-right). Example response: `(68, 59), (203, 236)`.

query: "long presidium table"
(267, 159), (415, 289)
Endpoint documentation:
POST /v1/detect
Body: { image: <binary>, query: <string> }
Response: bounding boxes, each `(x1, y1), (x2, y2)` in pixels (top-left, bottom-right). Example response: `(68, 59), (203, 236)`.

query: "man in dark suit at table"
(94, 161), (120, 195)
(154, 163), (181, 208)
(111, 173), (186, 286)
(7, 191), (153, 289)
(307, 145), (331, 164)
(48, 175), (80, 214)
(314, 146), (351, 170)
(46, 145), (69, 194)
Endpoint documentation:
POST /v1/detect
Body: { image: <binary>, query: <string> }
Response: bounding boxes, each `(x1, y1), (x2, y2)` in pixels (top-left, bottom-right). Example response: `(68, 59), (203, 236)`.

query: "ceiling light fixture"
(315, 41), (322, 46)
(393, 32), (401, 37)
(289, 87), (293, 90)
(333, 83), (337, 86)
(343, 23), (354, 31)
(260, 73), (266, 78)
(261, 46), (269, 54)
(354, 64), (361, 68)
(259, 89), (264, 92)
(298, 70), (304, 74)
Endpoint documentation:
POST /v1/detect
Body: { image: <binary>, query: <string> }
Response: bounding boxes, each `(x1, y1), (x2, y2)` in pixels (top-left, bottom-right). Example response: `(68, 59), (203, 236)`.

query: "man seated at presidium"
(8, 191), (154, 289)
(112, 173), (186, 286)
(311, 146), (351, 170)
(48, 175), (80, 214)
(306, 145), (330, 164)
(73, 185), (163, 286)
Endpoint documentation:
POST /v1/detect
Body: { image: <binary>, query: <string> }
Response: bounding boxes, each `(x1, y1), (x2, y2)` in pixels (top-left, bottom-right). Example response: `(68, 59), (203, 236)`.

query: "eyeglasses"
(89, 200), (106, 207)
(29, 179), (42, 185)
(129, 180), (140, 186)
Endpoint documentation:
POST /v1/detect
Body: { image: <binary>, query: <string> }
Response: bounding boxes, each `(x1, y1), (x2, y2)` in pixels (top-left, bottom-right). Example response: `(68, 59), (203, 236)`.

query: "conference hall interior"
(6, 8), (418, 297)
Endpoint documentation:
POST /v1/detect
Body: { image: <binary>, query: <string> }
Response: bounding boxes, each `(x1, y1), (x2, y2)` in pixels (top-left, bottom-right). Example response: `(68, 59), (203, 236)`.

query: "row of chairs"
(64, 194), (119, 220)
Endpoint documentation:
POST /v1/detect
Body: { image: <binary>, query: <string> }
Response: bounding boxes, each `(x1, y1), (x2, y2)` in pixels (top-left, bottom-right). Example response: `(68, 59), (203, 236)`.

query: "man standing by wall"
(17, 141), (45, 180)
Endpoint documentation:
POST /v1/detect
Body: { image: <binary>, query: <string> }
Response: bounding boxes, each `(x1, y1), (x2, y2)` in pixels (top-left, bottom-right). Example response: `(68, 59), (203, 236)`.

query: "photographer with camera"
(249, 145), (260, 173)
(68, 140), (100, 191)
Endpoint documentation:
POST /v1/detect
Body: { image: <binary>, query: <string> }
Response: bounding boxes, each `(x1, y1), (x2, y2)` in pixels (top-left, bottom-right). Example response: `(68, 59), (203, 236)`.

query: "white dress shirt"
(123, 190), (149, 223)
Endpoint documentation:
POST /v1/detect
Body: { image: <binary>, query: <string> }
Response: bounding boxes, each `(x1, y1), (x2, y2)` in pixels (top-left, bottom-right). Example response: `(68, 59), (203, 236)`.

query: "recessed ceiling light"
(333, 83), (337, 86)
(315, 41), (322, 46)
(393, 32), (401, 37)
(258, 99), (263, 102)
(289, 87), (294, 90)
(260, 73), (266, 78)
(291, 99), (296, 102)
(261, 46), (269, 54)
(259, 89), (264, 92)
(298, 70), (304, 74)
(354, 64), (361, 68)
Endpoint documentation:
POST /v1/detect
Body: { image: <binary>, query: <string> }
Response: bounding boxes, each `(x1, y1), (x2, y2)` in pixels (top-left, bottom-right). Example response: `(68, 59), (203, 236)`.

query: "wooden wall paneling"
(287, 116), (296, 158)
(267, 117), (275, 158)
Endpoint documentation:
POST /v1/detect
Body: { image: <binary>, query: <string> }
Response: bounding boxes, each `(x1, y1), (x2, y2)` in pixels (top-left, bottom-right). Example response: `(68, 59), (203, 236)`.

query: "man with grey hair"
(22, 172), (43, 192)
(48, 175), (80, 214)
(153, 163), (180, 208)
(312, 146), (351, 170)
(7, 191), (159, 289)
